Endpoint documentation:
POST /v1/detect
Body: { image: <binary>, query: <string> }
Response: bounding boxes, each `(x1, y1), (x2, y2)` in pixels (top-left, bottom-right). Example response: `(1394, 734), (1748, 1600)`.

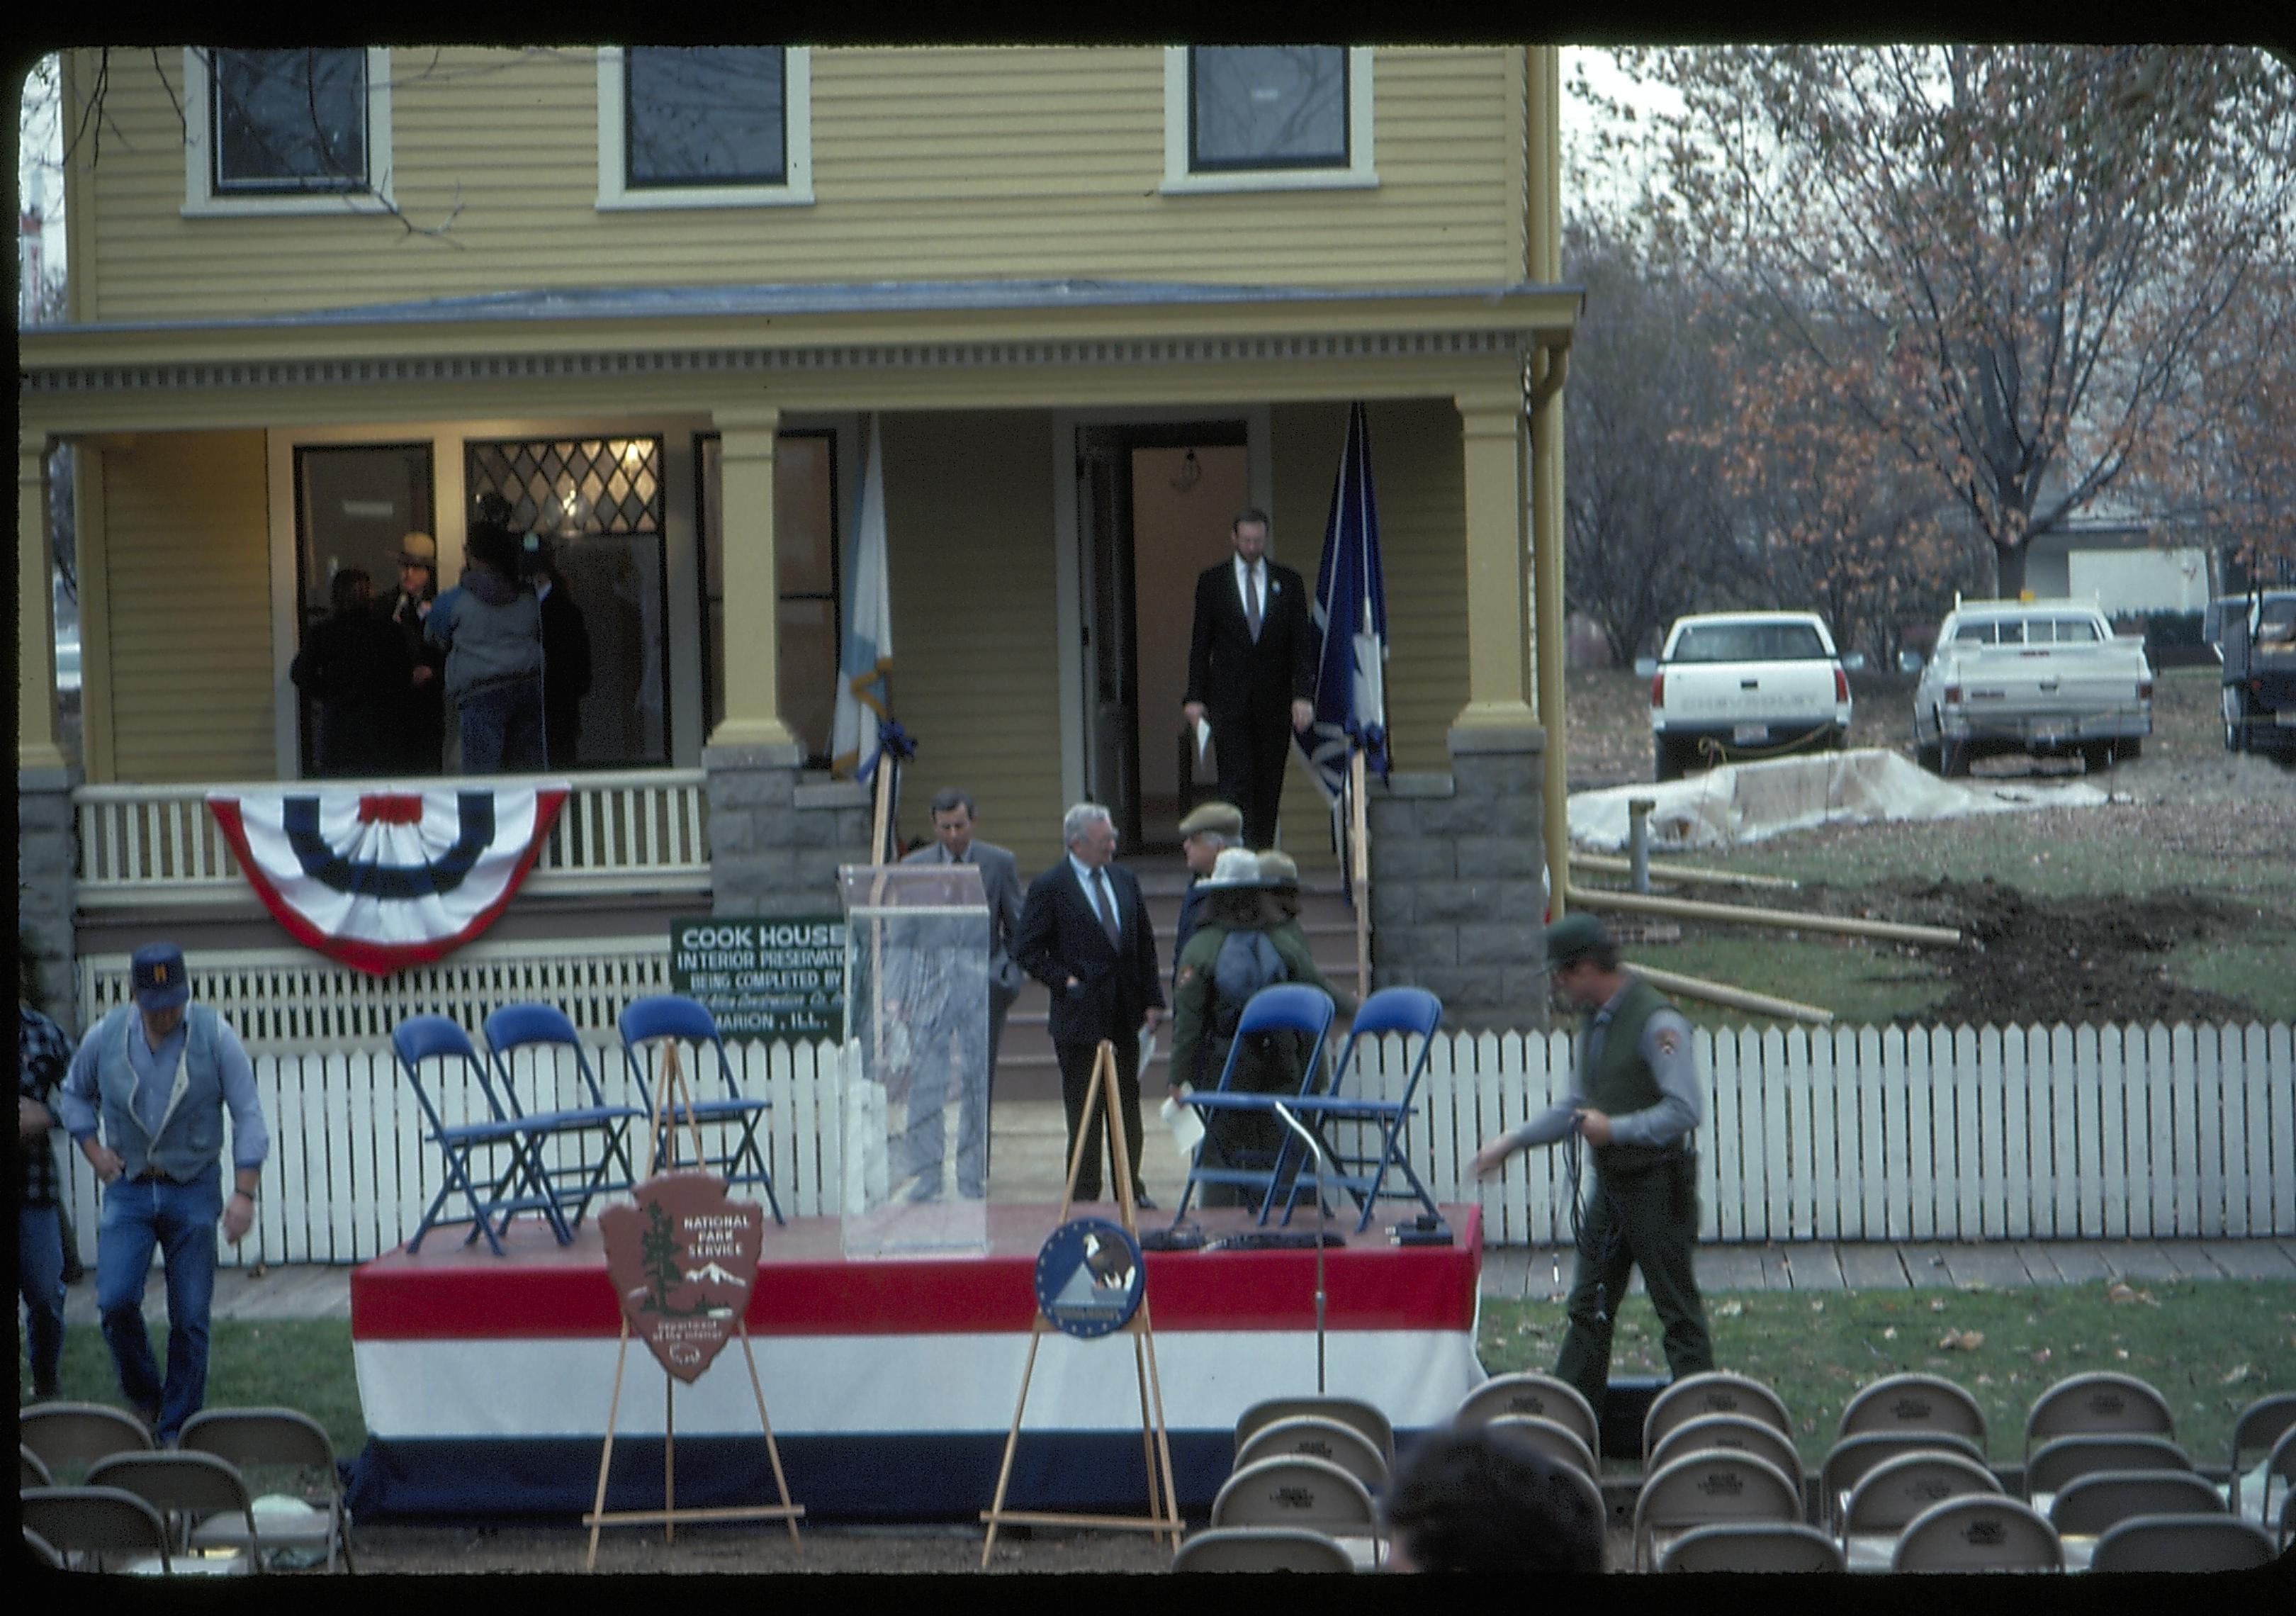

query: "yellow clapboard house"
(19, 44), (1577, 1039)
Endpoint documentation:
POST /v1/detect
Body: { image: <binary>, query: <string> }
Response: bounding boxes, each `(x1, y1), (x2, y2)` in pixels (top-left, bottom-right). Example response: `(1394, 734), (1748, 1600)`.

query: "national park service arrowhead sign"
(600, 1172), (764, 1384)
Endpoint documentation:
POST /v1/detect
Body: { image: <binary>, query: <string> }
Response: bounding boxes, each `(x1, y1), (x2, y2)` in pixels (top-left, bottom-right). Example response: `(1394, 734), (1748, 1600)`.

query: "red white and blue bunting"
(206, 786), (568, 977)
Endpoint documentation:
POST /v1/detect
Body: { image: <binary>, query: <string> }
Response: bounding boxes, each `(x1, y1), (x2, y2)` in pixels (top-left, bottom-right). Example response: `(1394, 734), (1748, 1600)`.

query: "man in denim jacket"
(57, 943), (269, 1443)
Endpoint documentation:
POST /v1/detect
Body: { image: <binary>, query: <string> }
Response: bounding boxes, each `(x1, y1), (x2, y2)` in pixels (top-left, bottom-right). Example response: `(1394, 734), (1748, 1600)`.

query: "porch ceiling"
(19, 277), (1582, 434)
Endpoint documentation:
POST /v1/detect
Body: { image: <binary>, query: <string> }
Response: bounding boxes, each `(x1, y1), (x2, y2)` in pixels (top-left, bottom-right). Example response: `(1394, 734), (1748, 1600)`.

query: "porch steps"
(994, 853), (1368, 1103)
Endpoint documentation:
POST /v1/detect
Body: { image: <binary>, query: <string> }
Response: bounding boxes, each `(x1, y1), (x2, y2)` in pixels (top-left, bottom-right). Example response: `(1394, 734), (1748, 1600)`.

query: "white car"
(1646, 611), (1857, 782)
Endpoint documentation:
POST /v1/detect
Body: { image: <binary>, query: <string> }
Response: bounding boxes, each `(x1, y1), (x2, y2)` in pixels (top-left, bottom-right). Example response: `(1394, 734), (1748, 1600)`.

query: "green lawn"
(47, 1319), (368, 1458)
(1480, 1279), (2296, 1471)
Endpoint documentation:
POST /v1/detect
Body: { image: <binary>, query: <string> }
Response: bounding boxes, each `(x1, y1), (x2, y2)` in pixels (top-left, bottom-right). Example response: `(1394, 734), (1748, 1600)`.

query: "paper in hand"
(1194, 717), (1212, 765)
(1161, 1087), (1205, 1155)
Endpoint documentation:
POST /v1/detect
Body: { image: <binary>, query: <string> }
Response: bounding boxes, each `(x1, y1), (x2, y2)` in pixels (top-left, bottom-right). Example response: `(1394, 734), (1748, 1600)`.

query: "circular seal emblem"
(1032, 1218), (1145, 1340)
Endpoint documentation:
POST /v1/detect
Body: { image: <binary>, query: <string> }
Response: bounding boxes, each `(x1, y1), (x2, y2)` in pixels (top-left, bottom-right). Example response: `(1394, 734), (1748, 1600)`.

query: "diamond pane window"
(626, 47), (787, 187)
(212, 47), (369, 193)
(1190, 46), (1348, 172)
(466, 438), (663, 538)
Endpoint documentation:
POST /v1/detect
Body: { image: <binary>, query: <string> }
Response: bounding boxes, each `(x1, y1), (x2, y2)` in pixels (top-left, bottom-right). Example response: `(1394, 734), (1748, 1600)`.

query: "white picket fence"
(50, 1021), (2293, 1265)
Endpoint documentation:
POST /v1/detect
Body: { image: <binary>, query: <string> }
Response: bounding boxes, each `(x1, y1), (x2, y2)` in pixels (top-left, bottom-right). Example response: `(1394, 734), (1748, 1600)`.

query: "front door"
(1073, 420), (1249, 851)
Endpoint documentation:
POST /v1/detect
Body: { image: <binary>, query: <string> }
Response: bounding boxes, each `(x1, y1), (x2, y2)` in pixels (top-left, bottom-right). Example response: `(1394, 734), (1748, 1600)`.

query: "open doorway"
(1074, 421), (1250, 851)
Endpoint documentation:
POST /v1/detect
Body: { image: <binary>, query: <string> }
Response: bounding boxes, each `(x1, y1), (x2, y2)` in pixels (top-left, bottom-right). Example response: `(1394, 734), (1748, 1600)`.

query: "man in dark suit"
(529, 544), (592, 769)
(900, 787), (1025, 1195)
(1183, 507), (1319, 851)
(1013, 802), (1166, 1206)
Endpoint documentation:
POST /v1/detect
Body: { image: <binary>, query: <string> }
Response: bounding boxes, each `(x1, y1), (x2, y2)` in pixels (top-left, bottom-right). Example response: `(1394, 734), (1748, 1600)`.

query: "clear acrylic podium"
(838, 863), (992, 1258)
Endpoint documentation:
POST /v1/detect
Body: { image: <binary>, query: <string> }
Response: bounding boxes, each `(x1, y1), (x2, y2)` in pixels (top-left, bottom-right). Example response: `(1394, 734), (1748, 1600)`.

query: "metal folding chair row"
(390, 993), (783, 1255)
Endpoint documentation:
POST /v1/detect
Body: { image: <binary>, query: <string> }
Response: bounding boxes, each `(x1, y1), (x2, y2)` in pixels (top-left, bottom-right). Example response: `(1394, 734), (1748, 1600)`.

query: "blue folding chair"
(1172, 984), (1336, 1225)
(617, 994), (784, 1225)
(1271, 987), (1445, 1233)
(481, 1003), (647, 1230)
(389, 1015), (572, 1256)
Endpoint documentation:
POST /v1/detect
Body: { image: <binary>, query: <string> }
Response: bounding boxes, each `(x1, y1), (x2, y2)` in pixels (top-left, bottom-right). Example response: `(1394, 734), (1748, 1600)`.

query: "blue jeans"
(96, 1170), (223, 1444)
(18, 1202), (67, 1398)
(458, 675), (547, 773)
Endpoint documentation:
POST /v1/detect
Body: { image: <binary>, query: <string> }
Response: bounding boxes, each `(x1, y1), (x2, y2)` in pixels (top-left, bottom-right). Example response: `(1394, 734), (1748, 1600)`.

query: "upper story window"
(597, 46), (814, 210)
(1163, 46), (1375, 195)
(183, 47), (394, 216)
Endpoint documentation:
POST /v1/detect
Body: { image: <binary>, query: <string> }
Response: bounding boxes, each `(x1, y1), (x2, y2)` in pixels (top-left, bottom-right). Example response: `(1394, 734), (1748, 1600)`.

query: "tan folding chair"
(2224, 1393), (2296, 1520)
(1889, 1494), (2063, 1573)
(1171, 1526), (1356, 1573)
(2022, 1371), (2176, 1474)
(1234, 1417), (1389, 1491)
(1659, 1522), (1846, 1573)
(2088, 1514), (2277, 1574)
(1642, 1371), (1794, 1466)
(22, 1527), (65, 1569)
(1837, 1371), (1988, 1454)
(1816, 1430), (1987, 1533)
(177, 1407), (356, 1573)
(19, 1485), (173, 1574)
(1212, 1456), (1381, 1568)
(2025, 1432), (2192, 1517)
(2049, 1468), (2224, 1572)
(1233, 1396), (1395, 1469)
(88, 1451), (261, 1576)
(1453, 1371), (1602, 1457)
(1839, 1449), (2003, 1571)
(1631, 1448), (1803, 1571)
(1648, 1414), (1803, 1492)
(22, 1444), (55, 1490)
(18, 1402), (156, 1483)
(1483, 1413), (1602, 1481)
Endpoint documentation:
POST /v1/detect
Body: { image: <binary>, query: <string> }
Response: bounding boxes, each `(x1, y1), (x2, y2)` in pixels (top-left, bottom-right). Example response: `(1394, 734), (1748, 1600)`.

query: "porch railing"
(71, 769), (710, 907)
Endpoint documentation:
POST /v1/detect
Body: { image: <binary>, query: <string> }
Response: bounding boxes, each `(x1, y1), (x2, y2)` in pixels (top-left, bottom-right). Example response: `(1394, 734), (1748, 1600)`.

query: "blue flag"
(1305, 401), (1390, 807)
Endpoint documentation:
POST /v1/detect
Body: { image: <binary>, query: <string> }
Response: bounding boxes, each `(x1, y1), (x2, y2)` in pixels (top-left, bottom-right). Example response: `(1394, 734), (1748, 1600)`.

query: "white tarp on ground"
(1568, 748), (2111, 853)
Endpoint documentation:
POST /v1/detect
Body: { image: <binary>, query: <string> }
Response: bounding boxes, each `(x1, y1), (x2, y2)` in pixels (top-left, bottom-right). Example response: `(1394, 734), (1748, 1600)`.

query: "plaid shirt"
(18, 1004), (72, 1208)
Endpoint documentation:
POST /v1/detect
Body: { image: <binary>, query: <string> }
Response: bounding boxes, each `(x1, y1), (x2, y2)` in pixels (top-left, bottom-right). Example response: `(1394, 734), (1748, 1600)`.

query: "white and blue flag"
(831, 417), (901, 784)
(1305, 401), (1391, 808)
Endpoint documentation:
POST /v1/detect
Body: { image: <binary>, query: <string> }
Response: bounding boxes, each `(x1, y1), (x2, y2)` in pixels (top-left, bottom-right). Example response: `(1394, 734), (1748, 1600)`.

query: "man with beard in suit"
(1013, 803), (1165, 1206)
(1182, 507), (1318, 851)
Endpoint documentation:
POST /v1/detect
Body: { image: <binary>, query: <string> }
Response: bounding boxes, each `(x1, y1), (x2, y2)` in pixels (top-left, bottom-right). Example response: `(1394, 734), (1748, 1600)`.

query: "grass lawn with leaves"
(52, 1319), (367, 1458)
(1478, 1278), (2296, 1471)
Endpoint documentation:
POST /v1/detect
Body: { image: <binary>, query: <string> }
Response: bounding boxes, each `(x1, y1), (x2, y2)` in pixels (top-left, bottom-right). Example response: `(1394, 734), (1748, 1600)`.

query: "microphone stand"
(1273, 1103), (1331, 1395)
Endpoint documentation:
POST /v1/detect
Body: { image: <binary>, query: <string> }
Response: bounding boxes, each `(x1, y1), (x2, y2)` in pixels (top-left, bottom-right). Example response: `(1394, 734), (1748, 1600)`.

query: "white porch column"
(18, 428), (66, 773)
(709, 403), (797, 748)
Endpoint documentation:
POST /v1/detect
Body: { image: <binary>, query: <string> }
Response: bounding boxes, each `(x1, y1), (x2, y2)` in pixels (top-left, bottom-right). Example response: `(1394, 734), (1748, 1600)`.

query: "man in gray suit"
(900, 787), (1025, 1194)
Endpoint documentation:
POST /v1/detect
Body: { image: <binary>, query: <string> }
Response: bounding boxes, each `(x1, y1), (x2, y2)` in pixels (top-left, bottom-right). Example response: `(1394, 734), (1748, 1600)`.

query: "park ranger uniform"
(1507, 972), (1714, 1415)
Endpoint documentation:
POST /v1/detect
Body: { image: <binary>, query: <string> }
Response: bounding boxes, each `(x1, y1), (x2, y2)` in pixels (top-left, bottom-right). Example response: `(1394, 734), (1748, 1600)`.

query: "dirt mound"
(1848, 877), (2265, 1028)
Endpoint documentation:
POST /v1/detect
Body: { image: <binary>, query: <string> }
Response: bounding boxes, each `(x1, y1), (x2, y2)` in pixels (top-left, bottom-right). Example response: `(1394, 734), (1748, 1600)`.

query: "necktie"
(1245, 565), (1263, 642)
(1093, 869), (1122, 949)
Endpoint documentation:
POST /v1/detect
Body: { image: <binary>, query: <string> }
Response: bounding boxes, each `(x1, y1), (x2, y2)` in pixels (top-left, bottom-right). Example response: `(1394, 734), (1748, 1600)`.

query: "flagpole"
(1350, 747), (1370, 1004)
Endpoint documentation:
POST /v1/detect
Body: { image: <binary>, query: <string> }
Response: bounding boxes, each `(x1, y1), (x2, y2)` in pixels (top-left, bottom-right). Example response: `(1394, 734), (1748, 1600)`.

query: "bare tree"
(1604, 45), (2296, 597)
(1561, 218), (1749, 661)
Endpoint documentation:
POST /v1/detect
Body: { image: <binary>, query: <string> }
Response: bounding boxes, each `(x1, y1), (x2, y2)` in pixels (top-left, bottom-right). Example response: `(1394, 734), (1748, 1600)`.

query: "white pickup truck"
(1911, 597), (2152, 775)
(1645, 611), (1856, 782)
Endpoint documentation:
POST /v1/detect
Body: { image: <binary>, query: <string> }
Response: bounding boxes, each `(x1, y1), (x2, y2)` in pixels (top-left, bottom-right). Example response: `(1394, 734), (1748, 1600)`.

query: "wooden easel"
(1349, 746), (1372, 1003)
(978, 1040), (1183, 1566)
(583, 1042), (805, 1571)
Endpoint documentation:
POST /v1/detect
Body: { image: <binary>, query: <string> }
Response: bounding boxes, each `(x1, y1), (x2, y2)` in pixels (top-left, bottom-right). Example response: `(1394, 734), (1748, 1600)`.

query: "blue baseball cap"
(130, 942), (190, 1011)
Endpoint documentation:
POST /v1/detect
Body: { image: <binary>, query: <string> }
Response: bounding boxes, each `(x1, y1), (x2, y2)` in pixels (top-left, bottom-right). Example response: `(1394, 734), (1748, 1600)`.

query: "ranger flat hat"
(1198, 846), (1267, 890)
(1255, 849), (1300, 889)
(1544, 912), (1609, 970)
(130, 941), (191, 1012)
(397, 531), (437, 567)
(1177, 800), (1244, 840)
